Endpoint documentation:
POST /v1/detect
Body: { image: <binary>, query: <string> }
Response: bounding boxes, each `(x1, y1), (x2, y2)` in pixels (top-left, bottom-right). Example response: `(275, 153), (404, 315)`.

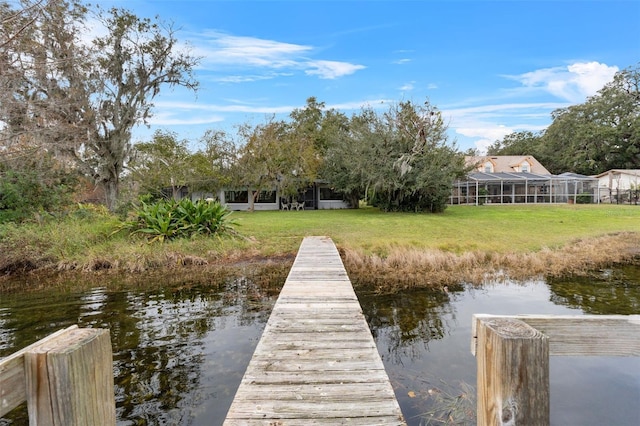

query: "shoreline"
(2, 232), (639, 294)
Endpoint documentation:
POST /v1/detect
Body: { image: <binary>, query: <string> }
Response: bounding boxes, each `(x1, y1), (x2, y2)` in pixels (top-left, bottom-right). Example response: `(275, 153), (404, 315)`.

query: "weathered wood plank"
(240, 370), (393, 385)
(225, 400), (402, 419)
(472, 314), (640, 356)
(24, 327), (115, 425)
(0, 325), (78, 417)
(475, 317), (549, 425)
(224, 236), (405, 425)
(224, 418), (405, 426)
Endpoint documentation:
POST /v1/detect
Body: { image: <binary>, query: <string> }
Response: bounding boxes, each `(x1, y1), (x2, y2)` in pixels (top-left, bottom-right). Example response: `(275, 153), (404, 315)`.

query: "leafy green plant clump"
(120, 198), (237, 243)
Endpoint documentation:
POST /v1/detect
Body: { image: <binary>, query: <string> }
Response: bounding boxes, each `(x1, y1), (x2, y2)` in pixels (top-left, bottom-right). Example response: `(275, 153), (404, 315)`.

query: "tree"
(0, 2), (200, 211)
(129, 130), (192, 199)
(189, 129), (237, 195)
(541, 64), (639, 174)
(1, 0), (93, 159)
(486, 131), (544, 157)
(322, 108), (378, 207)
(370, 100), (466, 212)
(83, 7), (199, 211)
(235, 118), (303, 209)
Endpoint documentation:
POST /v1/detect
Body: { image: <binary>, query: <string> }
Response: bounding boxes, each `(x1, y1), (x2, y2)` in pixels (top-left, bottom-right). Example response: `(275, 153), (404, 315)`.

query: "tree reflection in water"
(358, 287), (458, 362)
(2, 266), (639, 426)
(548, 265), (640, 314)
(0, 276), (282, 426)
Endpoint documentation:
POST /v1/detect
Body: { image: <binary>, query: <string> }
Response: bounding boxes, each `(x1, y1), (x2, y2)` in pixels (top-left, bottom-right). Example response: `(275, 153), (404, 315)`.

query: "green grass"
(1, 204), (639, 277)
(232, 204), (640, 256)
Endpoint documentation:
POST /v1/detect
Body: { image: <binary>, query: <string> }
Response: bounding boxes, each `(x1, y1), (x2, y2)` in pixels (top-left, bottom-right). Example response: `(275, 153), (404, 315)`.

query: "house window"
(255, 190), (276, 203)
(484, 162), (493, 173)
(225, 190), (248, 203)
(319, 187), (343, 200)
(521, 163), (530, 173)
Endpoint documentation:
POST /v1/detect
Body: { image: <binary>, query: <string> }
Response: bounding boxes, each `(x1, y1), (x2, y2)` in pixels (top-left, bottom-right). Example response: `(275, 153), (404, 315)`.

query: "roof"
(466, 155), (551, 175)
(592, 169), (640, 179)
(455, 171), (598, 184)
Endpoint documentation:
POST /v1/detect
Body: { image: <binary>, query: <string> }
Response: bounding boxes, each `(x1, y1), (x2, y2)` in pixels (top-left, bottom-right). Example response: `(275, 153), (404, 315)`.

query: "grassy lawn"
(231, 204), (640, 256)
(1, 203), (639, 291)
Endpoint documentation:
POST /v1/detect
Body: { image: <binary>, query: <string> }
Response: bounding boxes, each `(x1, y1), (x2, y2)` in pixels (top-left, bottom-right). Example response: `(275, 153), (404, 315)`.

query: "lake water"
(1, 268), (639, 425)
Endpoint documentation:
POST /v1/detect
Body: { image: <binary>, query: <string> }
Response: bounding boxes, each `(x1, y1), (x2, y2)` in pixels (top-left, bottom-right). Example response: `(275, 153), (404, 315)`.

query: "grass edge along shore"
(1, 205), (639, 293)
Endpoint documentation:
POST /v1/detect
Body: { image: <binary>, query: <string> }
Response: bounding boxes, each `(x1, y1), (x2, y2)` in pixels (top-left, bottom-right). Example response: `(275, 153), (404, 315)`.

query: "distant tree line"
(129, 97), (467, 214)
(488, 64), (640, 175)
(1, 1), (638, 222)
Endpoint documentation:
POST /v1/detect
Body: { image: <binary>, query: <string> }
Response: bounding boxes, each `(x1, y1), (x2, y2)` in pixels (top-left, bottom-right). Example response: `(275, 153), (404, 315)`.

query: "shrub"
(575, 193), (592, 204)
(118, 198), (237, 243)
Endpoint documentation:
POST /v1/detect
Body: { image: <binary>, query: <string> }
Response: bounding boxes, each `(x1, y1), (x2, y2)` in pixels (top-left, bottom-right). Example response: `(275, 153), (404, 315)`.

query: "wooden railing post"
(475, 317), (549, 425)
(0, 326), (115, 425)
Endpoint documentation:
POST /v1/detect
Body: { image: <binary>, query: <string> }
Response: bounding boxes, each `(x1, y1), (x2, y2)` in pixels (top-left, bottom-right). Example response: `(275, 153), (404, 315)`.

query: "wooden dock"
(224, 236), (406, 425)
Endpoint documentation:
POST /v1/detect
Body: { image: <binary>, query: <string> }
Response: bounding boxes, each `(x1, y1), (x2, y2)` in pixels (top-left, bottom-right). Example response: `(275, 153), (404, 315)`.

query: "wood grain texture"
(1, 326), (115, 425)
(0, 325), (78, 417)
(471, 314), (640, 356)
(475, 317), (550, 426)
(224, 236), (406, 425)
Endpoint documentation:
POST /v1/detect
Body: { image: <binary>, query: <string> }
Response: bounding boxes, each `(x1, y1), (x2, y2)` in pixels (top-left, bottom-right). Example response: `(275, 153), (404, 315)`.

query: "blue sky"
(99, 0), (639, 153)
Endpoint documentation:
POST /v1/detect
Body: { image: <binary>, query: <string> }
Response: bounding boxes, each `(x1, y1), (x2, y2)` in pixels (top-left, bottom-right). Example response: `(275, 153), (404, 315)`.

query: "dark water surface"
(1, 267), (639, 425)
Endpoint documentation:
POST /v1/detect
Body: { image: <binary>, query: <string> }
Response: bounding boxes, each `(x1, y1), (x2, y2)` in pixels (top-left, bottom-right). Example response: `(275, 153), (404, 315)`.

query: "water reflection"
(0, 277), (281, 426)
(359, 288), (456, 363)
(548, 266), (640, 314)
(1, 269), (639, 426)
(360, 278), (640, 426)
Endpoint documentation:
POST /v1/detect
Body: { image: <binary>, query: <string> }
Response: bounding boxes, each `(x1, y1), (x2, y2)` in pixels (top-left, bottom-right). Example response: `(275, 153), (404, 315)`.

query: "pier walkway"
(224, 236), (406, 425)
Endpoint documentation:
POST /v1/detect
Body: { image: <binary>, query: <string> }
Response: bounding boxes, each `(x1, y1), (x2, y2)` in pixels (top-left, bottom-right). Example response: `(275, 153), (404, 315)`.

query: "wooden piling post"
(0, 326), (115, 425)
(475, 317), (549, 425)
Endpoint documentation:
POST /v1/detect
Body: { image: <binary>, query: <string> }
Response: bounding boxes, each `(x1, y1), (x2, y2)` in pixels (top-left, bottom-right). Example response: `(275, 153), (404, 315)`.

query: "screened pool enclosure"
(450, 172), (599, 205)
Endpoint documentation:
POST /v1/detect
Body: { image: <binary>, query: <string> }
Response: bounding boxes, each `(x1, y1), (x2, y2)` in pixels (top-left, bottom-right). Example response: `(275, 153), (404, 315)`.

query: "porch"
(450, 172), (599, 205)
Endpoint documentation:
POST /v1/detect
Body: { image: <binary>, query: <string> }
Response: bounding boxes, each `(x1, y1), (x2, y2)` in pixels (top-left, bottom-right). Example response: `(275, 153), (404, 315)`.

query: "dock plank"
(224, 236), (406, 425)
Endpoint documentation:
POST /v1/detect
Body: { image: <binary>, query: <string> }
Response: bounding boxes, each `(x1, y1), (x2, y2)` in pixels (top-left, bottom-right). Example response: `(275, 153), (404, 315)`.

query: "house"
(593, 169), (640, 204)
(467, 155), (551, 174)
(192, 182), (351, 211)
(450, 156), (599, 205)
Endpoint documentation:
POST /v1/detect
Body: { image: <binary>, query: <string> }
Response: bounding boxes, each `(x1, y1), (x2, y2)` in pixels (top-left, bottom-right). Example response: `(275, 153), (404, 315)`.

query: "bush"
(0, 160), (78, 223)
(575, 193), (592, 204)
(118, 198), (237, 242)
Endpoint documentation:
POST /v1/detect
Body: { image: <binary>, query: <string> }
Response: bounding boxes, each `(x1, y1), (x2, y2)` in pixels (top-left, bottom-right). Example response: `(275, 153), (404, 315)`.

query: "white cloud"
(399, 82), (415, 91)
(509, 61), (618, 103)
(427, 83), (438, 90)
(147, 112), (225, 126)
(456, 124), (513, 154)
(443, 102), (567, 153)
(189, 31), (365, 80)
(393, 58), (412, 64)
(195, 32), (308, 68)
(154, 100), (298, 114)
(304, 60), (366, 79)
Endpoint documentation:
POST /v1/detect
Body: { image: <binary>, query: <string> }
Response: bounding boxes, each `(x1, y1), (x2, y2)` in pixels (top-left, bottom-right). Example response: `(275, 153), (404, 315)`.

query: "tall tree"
(322, 108), (379, 207)
(84, 7), (199, 210)
(235, 106), (327, 209)
(129, 130), (191, 199)
(486, 131), (544, 158)
(543, 64), (639, 175)
(0, 2), (200, 211)
(370, 100), (466, 212)
(0, 0), (92, 158)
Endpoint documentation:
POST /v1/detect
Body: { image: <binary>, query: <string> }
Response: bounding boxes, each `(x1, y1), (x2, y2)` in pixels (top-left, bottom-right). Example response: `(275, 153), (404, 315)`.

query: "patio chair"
(295, 201), (305, 211)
